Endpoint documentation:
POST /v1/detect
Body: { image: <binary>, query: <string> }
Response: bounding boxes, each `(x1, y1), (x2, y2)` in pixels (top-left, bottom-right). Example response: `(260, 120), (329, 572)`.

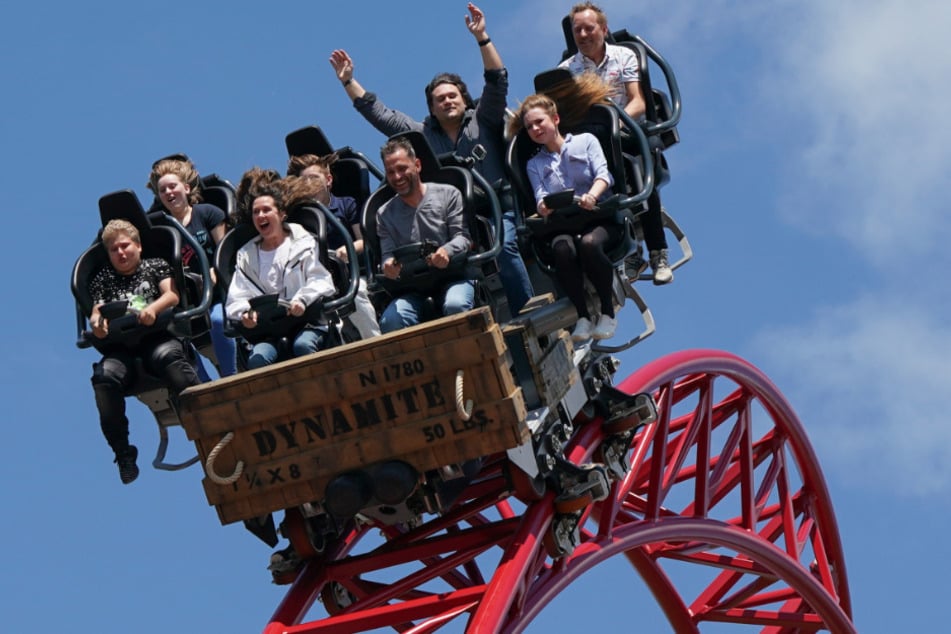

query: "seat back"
(286, 125), (383, 209)
(559, 17), (681, 151)
(504, 106), (638, 273)
(213, 222), (258, 300)
(362, 131), (486, 299)
(504, 127), (542, 221)
(609, 30), (680, 151)
(286, 204), (347, 303)
(72, 190), (192, 351)
(216, 206), (357, 340)
(198, 174), (238, 226)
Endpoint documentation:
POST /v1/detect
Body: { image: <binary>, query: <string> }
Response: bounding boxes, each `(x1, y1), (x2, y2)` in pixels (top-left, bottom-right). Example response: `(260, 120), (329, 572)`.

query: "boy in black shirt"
(88, 219), (201, 484)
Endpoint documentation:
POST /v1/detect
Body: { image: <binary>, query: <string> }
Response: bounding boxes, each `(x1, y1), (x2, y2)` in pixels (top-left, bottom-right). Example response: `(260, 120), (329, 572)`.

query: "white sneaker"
(649, 249), (674, 285)
(592, 314), (617, 340)
(571, 317), (594, 342)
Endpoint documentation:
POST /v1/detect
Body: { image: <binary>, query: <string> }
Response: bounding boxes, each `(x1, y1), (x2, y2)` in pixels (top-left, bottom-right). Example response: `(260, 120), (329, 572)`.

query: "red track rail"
(263, 349), (855, 633)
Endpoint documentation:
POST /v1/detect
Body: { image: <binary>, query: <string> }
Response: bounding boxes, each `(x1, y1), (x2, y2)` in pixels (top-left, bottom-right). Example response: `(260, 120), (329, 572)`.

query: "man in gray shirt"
(377, 137), (473, 333)
(329, 2), (533, 314)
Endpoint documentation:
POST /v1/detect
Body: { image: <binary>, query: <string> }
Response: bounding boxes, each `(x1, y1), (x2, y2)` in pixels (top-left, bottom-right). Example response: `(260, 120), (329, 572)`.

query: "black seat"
(504, 101), (655, 273)
(554, 22), (694, 289)
(285, 125), (383, 209)
(71, 190), (211, 470)
(288, 203), (360, 323)
(559, 18), (682, 154)
(214, 206), (357, 361)
(286, 126), (386, 279)
(144, 152), (236, 320)
(197, 173), (238, 226)
(73, 190), (214, 349)
(361, 131), (501, 303)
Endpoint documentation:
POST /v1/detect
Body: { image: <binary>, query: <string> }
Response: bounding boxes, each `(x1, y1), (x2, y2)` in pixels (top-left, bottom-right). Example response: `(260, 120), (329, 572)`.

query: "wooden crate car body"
(179, 308), (527, 525)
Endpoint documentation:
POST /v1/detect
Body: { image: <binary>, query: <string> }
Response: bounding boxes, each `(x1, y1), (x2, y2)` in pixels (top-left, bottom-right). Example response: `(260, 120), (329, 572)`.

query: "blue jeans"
(194, 305), (237, 381)
(247, 328), (326, 369)
(498, 211), (533, 314)
(210, 304), (236, 377)
(379, 280), (475, 333)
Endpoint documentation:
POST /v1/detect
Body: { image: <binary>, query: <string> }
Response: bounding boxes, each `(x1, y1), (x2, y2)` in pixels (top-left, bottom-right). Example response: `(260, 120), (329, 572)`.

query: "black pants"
(551, 224), (622, 320)
(91, 336), (200, 454)
(642, 190), (668, 252)
(620, 129), (668, 253)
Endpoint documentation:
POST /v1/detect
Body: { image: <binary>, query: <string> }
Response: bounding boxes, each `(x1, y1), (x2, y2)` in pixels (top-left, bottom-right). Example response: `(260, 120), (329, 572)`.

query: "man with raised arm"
(559, 1), (673, 285)
(329, 3), (534, 315)
(376, 137), (473, 333)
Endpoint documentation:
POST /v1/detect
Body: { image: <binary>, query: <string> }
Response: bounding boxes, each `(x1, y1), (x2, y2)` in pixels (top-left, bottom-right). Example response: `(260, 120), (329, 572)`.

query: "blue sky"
(2, 0), (948, 631)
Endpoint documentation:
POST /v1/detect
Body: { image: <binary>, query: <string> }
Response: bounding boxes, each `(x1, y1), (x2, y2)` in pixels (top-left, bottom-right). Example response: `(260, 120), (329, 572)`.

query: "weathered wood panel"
(178, 308), (527, 525)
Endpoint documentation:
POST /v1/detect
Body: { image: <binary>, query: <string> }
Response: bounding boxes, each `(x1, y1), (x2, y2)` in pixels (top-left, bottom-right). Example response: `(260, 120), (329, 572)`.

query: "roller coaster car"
(177, 127), (658, 574)
(71, 190), (215, 471)
(177, 296), (658, 569)
(213, 202), (360, 364)
(361, 131), (502, 312)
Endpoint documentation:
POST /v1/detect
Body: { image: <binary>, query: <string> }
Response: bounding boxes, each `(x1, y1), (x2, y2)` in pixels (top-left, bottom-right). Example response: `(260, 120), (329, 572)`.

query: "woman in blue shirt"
(515, 94), (621, 342)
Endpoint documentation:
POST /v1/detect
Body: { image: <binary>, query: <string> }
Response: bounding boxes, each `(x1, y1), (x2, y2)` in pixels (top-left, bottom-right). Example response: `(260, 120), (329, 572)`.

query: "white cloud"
(753, 294), (951, 496)
(744, 1), (951, 494)
(770, 0), (951, 262)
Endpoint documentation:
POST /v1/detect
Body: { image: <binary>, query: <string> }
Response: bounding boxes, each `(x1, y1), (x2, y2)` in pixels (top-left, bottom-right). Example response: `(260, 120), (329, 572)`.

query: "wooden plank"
(201, 395), (527, 523)
(533, 331), (578, 405)
(181, 308), (496, 406)
(181, 328), (510, 439)
(201, 394), (524, 505)
(185, 351), (511, 441)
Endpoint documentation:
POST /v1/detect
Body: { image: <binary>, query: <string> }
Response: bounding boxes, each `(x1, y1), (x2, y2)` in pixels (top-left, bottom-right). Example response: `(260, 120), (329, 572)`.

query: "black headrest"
(534, 68), (574, 94)
(388, 131), (442, 181)
(98, 190), (152, 235)
(286, 205), (327, 241)
(285, 126), (335, 158)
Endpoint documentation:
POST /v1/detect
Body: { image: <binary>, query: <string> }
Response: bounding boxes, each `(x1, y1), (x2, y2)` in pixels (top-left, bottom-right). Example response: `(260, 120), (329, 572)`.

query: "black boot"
(114, 445), (139, 484)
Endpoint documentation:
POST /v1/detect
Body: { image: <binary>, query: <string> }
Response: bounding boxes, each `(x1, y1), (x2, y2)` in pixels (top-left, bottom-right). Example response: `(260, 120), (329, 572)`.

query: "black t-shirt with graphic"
(88, 257), (173, 311)
(179, 203), (225, 269)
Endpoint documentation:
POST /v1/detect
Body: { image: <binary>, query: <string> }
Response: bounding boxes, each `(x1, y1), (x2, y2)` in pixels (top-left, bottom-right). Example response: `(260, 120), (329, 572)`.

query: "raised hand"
(464, 3), (486, 40)
(329, 49), (355, 83)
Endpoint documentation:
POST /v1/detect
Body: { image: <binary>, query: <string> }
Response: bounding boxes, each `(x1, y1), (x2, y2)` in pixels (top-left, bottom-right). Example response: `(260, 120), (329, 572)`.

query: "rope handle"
(455, 370), (474, 421)
(205, 431), (244, 485)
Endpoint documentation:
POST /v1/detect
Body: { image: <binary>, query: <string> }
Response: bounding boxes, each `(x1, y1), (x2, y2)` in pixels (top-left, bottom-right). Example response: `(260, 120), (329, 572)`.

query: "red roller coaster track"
(263, 349), (855, 633)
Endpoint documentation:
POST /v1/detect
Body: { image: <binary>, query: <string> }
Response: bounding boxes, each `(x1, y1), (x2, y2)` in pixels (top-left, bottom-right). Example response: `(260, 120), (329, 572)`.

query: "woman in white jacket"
(226, 169), (336, 369)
